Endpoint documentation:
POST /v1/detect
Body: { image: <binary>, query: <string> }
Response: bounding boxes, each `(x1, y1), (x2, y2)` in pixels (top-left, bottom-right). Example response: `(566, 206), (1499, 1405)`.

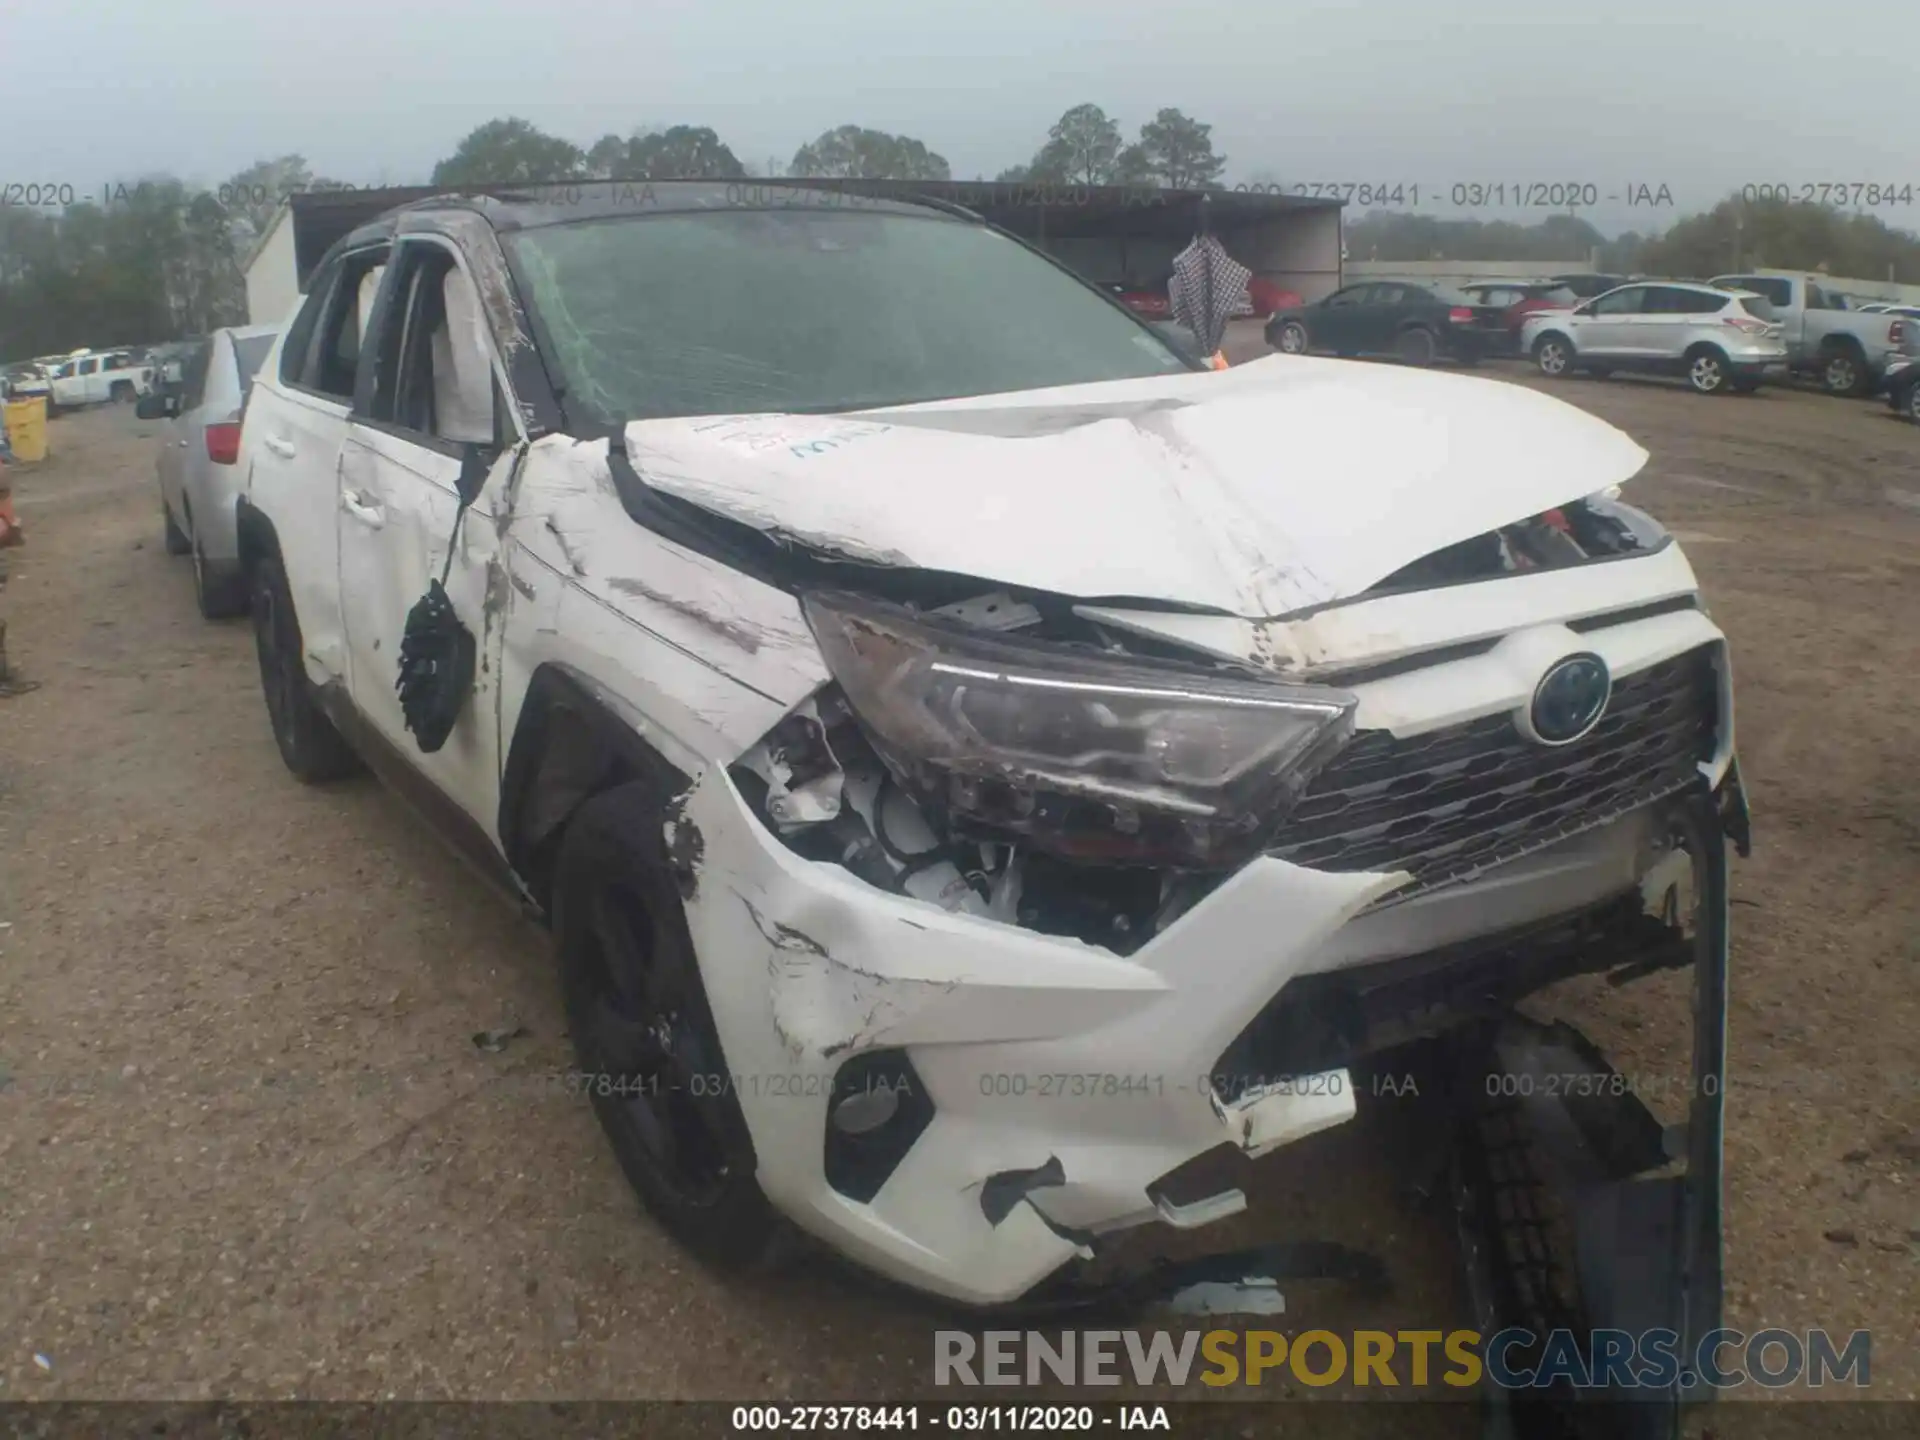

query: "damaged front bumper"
(675, 750), (1745, 1319)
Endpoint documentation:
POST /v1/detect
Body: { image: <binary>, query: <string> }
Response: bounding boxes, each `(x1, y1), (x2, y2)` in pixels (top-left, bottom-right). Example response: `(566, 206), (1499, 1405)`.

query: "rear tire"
(1533, 333), (1574, 377)
(554, 783), (787, 1272)
(1395, 327), (1438, 366)
(1685, 346), (1732, 395)
(250, 555), (362, 783)
(1905, 382), (1920, 424)
(1820, 347), (1867, 397)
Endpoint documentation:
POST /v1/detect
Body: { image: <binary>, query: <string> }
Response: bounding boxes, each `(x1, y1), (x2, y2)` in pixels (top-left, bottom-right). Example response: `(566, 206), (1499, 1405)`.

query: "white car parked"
(1, 365), (52, 402)
(232, 186), (1746, 1345)
(1522, 282), (1787, 394)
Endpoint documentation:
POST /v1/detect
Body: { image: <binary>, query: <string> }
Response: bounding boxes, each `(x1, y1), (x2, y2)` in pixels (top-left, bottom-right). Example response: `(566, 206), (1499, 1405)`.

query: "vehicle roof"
(331, 179), (980, 254)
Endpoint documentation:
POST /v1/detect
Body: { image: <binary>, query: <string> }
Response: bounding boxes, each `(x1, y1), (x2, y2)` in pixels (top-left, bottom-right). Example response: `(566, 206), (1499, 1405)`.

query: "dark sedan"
(1265, 280), (1487, 366)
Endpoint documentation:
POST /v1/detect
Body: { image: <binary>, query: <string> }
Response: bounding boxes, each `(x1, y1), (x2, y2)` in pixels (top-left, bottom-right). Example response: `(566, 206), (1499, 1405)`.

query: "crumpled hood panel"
(623, 354), (1650, 619)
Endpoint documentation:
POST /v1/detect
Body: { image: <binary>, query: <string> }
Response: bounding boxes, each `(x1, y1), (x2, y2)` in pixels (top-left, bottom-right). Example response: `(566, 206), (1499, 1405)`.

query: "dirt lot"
(2, 361), (1917, 1408)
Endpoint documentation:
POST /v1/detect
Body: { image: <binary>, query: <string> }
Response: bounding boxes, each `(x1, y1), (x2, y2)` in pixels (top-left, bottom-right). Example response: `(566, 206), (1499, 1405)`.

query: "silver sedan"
(140, 324), (279, 618)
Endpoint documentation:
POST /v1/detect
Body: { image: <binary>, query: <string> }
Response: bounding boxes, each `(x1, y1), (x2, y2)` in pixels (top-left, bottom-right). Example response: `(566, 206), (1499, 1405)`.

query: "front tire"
(250, 555), (362, 782)
(111, 380), (135, 403)
(554, 783), (785, 1271)
(1274, 320), (1310, 355)
(1905, 383), (1920, 425)
(1686, 346), (1732, 395)
(1534, 333), (1573, 377)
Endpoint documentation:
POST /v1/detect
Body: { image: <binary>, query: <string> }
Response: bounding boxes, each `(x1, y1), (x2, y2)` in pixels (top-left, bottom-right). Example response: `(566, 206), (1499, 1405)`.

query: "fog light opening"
(830, 1083), (901, 1135)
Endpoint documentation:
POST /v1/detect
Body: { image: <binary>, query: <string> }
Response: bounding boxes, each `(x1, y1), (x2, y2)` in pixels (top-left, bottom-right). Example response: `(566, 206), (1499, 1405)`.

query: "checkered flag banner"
(1170, 233), (1251, 356)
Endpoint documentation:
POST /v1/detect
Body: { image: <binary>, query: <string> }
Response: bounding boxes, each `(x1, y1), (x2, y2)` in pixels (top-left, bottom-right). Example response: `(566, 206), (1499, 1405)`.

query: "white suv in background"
(1523, 282), (1787, 394)
(230, 185), (1745, 1400)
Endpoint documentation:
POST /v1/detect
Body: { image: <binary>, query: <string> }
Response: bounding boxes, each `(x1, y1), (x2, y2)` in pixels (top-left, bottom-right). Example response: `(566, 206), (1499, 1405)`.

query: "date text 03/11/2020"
(730, 1405), (1173, 1432)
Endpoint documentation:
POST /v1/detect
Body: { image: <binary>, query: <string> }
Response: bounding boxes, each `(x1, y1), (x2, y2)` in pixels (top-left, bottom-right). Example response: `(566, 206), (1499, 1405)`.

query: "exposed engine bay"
(1367, 491), (1665, 592)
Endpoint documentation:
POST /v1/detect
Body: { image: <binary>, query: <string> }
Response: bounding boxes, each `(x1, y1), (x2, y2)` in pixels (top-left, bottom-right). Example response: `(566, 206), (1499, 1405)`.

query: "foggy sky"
(14, 0), (1912, 235)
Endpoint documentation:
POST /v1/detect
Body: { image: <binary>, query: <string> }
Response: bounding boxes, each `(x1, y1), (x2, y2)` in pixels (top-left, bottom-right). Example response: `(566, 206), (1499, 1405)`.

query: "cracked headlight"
(802, 591), (1357, 867)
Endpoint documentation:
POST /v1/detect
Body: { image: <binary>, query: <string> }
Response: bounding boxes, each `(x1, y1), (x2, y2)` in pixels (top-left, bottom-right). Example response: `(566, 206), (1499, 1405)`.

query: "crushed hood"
(623, 354), (1650, 620)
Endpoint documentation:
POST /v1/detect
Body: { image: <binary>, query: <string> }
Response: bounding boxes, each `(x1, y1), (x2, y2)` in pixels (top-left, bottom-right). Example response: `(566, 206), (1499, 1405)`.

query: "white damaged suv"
(234, 184), (1746, 1356)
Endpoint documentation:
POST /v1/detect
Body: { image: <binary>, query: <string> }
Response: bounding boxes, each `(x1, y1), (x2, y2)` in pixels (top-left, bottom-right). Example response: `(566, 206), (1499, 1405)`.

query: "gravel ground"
(1, 361), (1916, 1408)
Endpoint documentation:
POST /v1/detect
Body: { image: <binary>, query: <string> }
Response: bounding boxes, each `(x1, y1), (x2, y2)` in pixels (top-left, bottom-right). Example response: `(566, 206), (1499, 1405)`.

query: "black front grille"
(1267, 646), (1719, 898)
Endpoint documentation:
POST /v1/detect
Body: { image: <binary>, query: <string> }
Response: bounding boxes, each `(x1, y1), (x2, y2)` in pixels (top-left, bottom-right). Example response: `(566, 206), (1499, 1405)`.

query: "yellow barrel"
(4, 397), (49, 464)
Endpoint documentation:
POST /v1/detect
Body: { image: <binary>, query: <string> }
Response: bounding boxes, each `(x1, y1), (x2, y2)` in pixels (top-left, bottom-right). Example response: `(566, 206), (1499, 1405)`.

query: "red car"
(1108, 275), (1303, 321)
(1246, 276), (1304, 318)
(1108, 281), (1172, 318)
(1459, 281), (1578, 353)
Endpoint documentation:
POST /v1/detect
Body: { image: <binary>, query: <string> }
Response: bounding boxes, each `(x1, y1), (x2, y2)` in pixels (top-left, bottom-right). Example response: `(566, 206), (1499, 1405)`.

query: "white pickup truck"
(46, 350), (155, 410)
(1707, 273), (1908, 395)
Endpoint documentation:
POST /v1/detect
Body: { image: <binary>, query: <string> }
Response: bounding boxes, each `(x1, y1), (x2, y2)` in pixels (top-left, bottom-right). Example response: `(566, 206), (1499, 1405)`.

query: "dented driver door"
(336, 238), (510, 841)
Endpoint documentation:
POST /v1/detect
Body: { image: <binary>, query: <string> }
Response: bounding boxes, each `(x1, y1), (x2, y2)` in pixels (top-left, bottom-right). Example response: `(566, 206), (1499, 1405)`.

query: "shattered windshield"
(505, 209), (1191, 425)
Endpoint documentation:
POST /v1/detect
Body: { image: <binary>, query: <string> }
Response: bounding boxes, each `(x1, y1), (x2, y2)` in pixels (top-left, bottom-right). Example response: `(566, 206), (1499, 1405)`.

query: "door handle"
(264, 436), (296, 459)
(341, 490), (385, 528)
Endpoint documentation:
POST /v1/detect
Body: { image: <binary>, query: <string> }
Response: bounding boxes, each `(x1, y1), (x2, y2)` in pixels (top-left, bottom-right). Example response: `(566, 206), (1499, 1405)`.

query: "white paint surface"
(626, 355), (1649, 618)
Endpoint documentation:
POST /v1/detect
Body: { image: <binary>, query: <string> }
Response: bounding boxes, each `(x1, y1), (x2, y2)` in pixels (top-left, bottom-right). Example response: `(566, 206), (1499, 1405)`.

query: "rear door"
(244, 243), (390, 690)
(156, 341), (214, 528)
(1634, 286), (1712, 361)
(1350, 283), (1408, 352)
(176, 334), (237, 546)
